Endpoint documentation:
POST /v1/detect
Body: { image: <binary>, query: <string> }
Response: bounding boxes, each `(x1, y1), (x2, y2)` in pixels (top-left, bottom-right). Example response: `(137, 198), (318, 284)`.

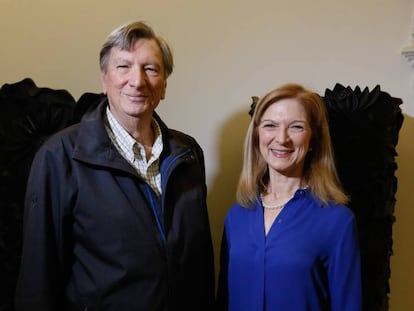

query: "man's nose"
(129, 67), (145, 87)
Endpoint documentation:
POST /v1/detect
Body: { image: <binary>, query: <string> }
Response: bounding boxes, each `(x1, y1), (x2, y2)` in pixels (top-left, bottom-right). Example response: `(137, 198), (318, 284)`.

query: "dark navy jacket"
(15, 99), (215, 311)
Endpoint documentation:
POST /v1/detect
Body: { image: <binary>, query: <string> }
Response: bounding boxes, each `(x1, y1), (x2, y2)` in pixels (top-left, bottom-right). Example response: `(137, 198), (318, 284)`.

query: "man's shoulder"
(36, 123), (80, 156)
(167, 128), (198, 144)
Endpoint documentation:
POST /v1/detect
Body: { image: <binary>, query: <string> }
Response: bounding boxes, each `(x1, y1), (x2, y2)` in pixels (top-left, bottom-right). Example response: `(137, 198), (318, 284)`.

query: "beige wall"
(1, 0), (413, 309)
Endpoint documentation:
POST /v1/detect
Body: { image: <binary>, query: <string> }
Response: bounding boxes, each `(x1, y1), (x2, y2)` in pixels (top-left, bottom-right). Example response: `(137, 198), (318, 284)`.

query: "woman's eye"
(289, 124), (305, 132)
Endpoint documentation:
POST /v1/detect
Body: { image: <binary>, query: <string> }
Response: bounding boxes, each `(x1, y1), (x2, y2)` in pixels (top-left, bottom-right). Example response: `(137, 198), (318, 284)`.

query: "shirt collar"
(105, 107), (163, 163)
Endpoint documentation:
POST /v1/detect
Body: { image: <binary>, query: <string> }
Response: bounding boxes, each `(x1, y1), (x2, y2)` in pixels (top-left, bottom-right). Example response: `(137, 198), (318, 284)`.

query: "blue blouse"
(217, 188), (362, 311)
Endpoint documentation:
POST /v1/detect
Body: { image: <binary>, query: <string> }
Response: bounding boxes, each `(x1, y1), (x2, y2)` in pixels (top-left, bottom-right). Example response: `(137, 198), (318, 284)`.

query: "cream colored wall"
(1, 0), (413, 309)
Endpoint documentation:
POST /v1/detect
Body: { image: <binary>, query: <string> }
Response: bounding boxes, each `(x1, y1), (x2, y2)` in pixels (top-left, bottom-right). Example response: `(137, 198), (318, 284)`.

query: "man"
(15, 21), (215, 311)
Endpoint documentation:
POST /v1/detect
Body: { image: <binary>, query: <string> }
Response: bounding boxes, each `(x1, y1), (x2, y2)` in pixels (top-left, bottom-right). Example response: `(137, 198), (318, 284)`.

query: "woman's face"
(258, 98), (312, 177)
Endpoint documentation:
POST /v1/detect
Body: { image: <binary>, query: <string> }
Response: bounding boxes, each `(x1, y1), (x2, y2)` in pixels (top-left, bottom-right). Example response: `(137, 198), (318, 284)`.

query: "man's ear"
(100, 72), (108, 95)
(161, 79), (167, 99)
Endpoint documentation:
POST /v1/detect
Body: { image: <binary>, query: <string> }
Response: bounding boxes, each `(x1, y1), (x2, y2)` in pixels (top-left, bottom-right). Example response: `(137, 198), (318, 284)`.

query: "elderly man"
(15, 21), (214, 311)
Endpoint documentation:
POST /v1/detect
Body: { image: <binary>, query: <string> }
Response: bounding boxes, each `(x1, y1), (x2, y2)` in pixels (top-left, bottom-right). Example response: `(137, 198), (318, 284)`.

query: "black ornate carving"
(323, 83), (403, 311)
(0, 78), (76, 311)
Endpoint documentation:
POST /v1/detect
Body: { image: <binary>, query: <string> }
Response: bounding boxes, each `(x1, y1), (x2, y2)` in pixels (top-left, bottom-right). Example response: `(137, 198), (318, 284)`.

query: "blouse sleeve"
(327, 212), (362, 311)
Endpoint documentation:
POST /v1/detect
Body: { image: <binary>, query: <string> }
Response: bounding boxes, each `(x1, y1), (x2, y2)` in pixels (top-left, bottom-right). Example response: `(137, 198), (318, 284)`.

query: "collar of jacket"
(71, 97), (195, 173)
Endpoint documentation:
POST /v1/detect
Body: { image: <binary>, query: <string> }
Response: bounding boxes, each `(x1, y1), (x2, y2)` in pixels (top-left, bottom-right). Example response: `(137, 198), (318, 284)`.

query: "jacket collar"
(72, 97), (190, 171)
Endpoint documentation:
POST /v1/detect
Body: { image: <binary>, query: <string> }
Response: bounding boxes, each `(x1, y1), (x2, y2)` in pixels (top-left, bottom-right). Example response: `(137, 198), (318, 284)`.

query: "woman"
(216, 83), (362, 311)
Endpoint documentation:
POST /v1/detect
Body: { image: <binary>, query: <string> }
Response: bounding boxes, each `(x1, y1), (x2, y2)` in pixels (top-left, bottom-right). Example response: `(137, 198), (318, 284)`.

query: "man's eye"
(145, 67), (158, 74)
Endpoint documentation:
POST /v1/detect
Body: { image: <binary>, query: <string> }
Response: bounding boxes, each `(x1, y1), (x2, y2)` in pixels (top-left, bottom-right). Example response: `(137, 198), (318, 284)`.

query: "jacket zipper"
(146, 149), (193, 245)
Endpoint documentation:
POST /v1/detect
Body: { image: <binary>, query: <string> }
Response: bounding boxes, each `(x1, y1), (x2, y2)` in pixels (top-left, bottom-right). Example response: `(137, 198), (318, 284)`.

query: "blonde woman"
(217, 83), (362, 311)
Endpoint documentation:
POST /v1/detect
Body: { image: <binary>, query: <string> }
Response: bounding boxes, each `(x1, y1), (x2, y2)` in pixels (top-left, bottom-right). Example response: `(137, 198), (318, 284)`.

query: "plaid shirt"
(104, 107), (163, 197)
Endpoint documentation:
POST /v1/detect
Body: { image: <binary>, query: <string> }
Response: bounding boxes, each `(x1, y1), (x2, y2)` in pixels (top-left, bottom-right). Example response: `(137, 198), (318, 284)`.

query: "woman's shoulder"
(305, 191), (354, 217)
(321, 202), (355, 220)
(225, 200), (260, 223)
(313, 204), (357, 238)
(301, 193), (356, 234)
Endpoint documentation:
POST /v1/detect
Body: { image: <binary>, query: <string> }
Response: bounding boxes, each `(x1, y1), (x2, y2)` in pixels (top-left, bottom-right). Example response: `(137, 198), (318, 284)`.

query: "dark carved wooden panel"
(323, 84), (403, 311)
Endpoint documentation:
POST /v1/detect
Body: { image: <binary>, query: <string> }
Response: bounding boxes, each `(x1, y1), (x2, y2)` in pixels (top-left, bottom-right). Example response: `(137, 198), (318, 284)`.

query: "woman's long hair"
(236, 83), (348, 208)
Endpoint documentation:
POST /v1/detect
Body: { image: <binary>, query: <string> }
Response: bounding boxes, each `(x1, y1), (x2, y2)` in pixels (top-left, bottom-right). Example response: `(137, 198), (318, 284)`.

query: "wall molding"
(402, 15), (414, 65)
(402, 45), (414, 63)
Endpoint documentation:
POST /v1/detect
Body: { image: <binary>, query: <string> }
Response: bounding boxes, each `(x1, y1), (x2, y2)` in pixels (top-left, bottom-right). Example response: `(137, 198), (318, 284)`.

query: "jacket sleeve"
(215, 228), (229, 311)
(15, 144), (73, 311)
(328, 213), (363, 311)
(193, 142), (216, 311)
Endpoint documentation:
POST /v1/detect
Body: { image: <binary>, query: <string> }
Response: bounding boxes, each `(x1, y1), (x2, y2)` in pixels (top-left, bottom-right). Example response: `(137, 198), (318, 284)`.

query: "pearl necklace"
(261, 185), (308, 210)
(261, 194), (293, 210)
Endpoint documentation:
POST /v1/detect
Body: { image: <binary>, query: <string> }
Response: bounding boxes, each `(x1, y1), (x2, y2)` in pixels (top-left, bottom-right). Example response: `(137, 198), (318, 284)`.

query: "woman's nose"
(275, 128), (290, 143)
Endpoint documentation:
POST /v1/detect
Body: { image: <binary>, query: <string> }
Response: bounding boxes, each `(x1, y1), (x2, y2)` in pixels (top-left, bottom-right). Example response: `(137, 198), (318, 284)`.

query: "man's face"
(101, 38), (167, 124)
